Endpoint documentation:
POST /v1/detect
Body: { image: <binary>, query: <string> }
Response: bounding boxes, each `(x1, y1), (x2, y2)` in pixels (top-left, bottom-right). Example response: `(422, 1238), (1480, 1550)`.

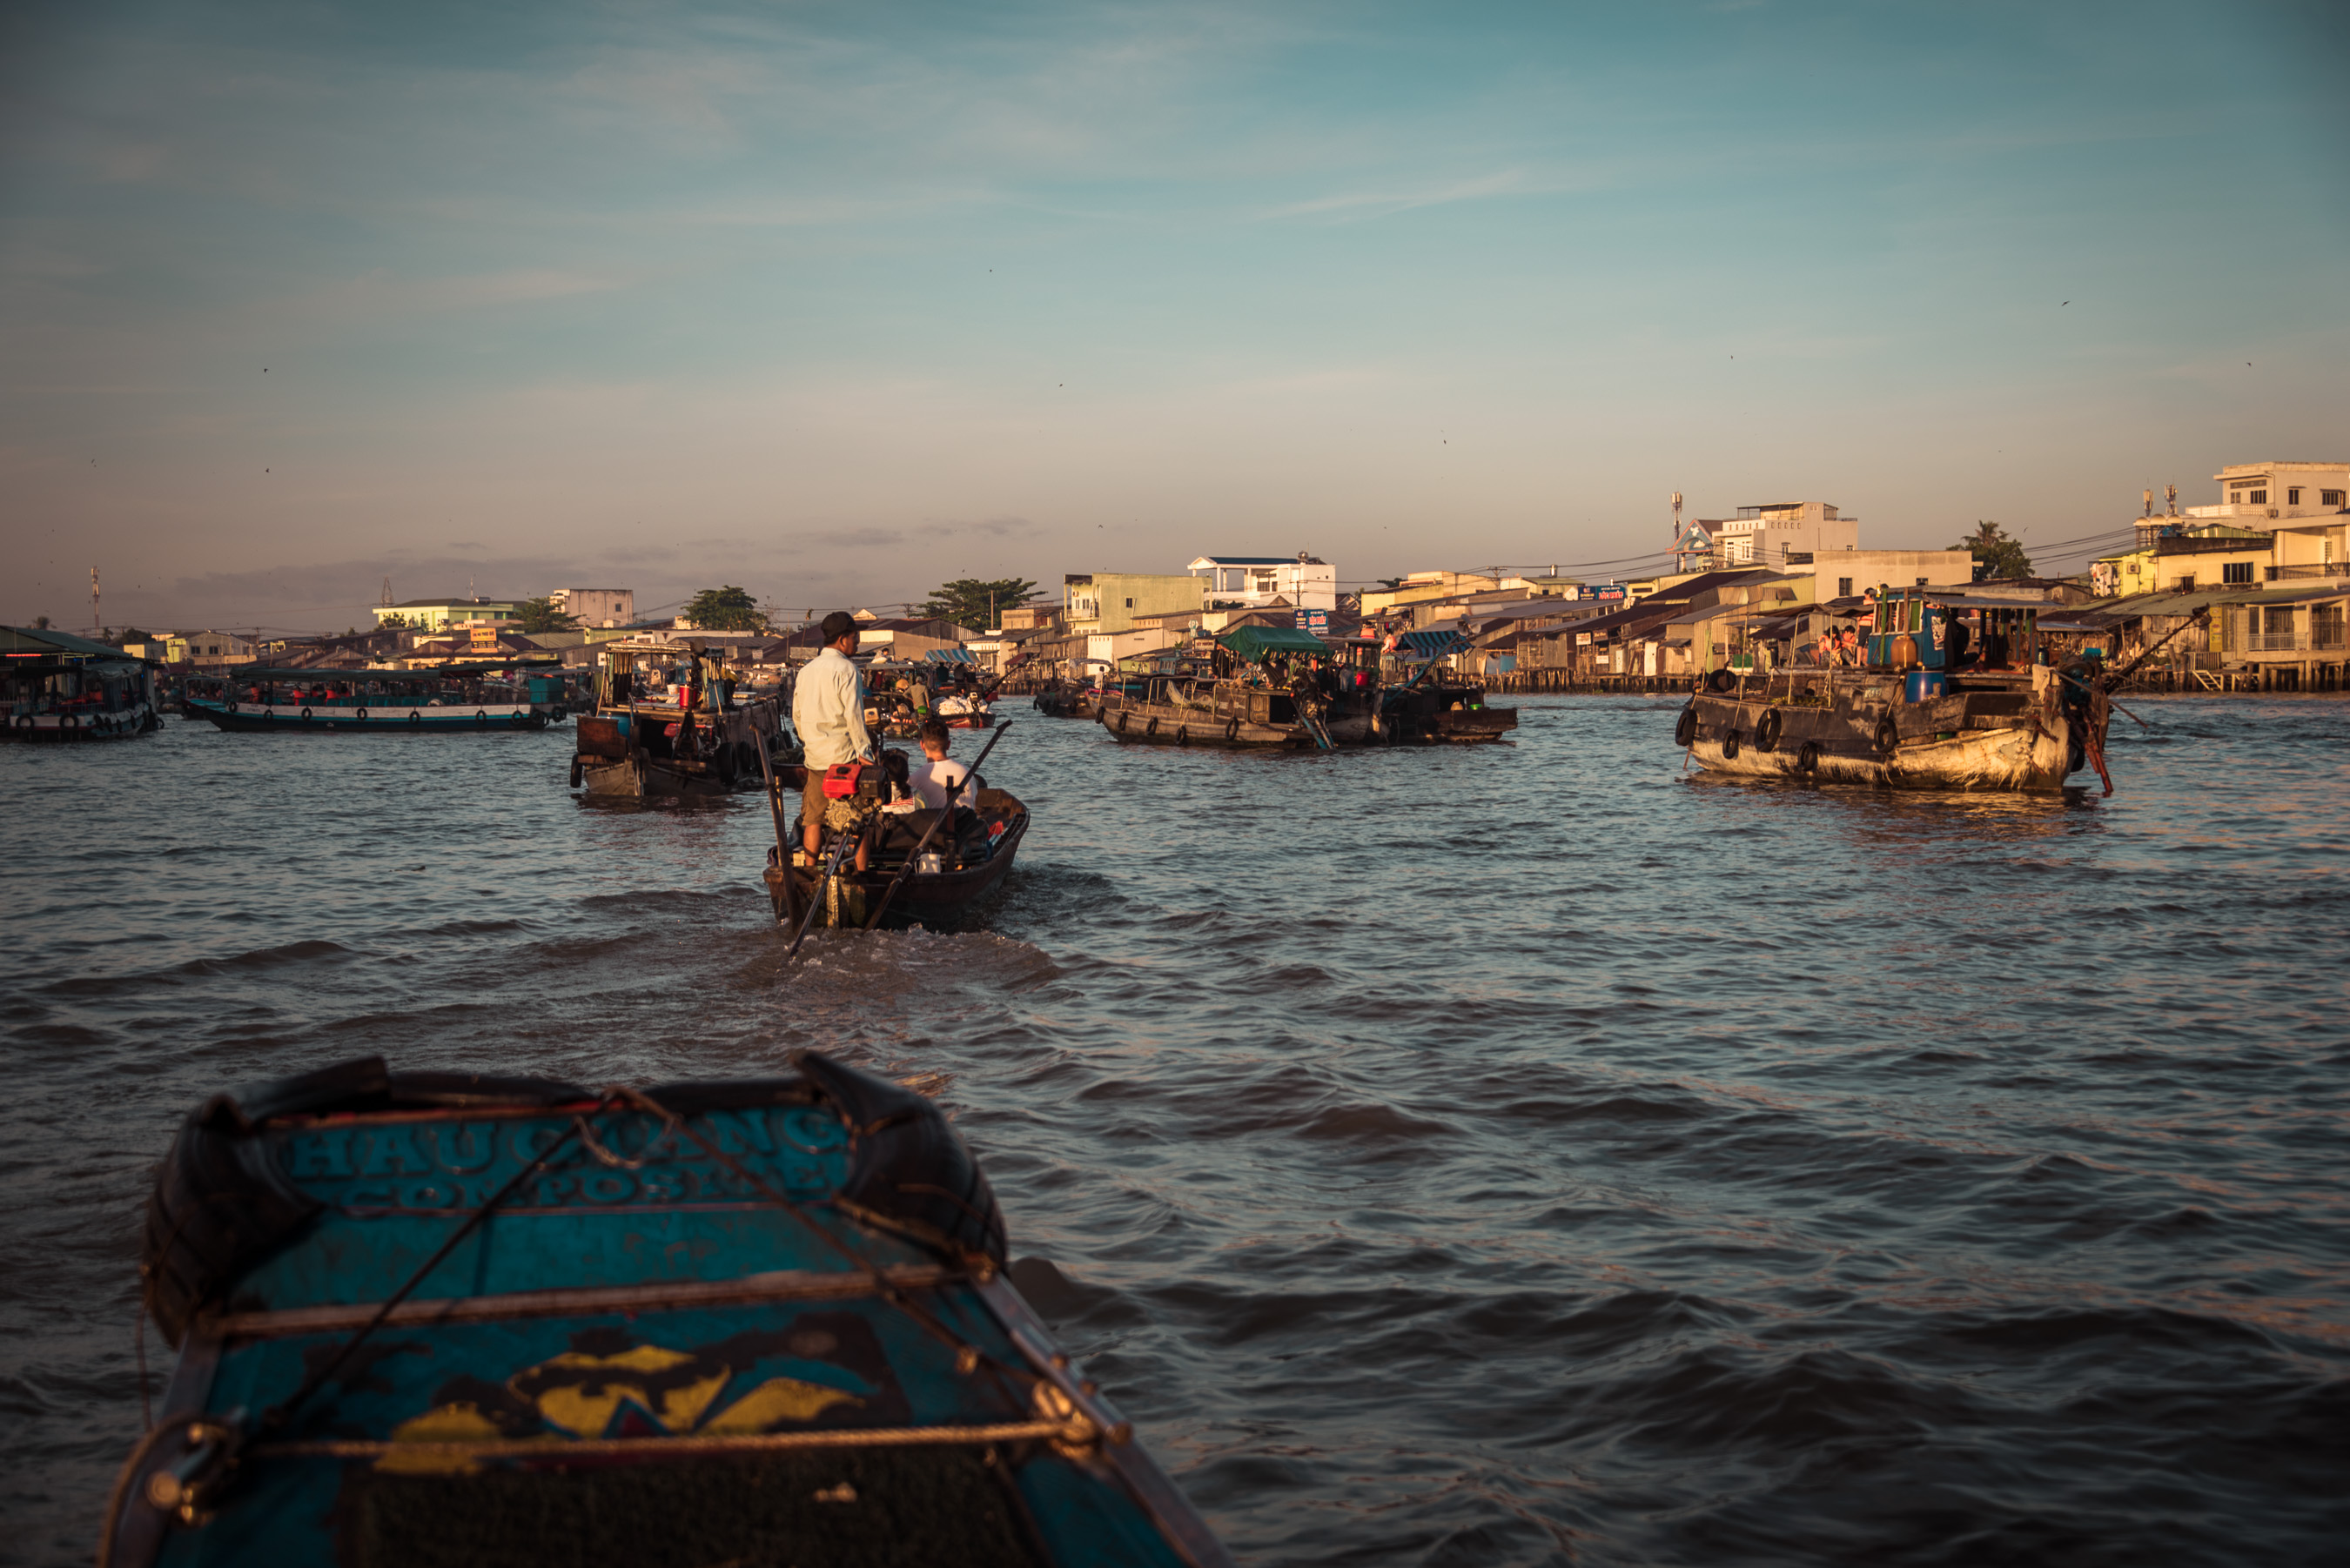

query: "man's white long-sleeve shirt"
(791, 647), (875, 768)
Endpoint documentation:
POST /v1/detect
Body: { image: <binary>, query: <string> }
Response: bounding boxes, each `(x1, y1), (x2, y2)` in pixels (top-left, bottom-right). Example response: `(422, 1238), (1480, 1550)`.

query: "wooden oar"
(863, 720), (1015, 931)
(786, 831), (858, 960)
(751, 725), (800, 928)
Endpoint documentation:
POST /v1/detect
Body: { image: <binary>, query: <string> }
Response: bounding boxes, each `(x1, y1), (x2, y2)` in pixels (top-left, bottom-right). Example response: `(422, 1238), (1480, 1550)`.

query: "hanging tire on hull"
(1722, 730), (1741, 759)
(1796, 740), (1822, 774)
(1756, 708), (1782, 752)
(1674, 707), (1697, 747)
(1874, 714), (1900, 754)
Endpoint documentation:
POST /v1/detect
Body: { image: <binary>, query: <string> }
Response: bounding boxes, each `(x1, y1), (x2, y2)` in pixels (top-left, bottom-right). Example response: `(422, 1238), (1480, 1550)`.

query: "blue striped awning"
(1397, 629), (1468, 658)
(923, 647), (977, 664)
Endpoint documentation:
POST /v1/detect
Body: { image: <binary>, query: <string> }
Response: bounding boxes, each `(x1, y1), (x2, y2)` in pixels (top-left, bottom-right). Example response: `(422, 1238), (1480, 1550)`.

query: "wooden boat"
(103, 1052), (1230, 1567)
(765, 768), (1031, 933)
(1379, 680), (1519, 744)
(1677, 589), (2113, 792)
(574, 640), (791, 800)
(1374, 631), (1518, 743)
(1102, 627), (1517, 750)
(2, 626), (162, 741)
(185, 663), (565, 734)
(1030, 687), (1099, 721)
(1100, 629), (1361, 751)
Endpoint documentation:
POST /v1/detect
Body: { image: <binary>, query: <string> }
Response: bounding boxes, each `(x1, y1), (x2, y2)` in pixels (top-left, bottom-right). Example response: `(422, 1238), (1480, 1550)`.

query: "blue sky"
(3, 0), (2345, 632)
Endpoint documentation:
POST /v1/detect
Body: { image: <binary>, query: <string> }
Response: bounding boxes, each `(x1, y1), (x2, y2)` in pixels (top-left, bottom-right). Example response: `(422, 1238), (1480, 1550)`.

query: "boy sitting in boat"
(908, 720), (977, 812)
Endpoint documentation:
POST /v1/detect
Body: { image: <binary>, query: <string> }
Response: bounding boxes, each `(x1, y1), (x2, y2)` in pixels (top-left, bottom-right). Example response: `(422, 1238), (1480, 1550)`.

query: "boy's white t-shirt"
(909, 757), (975, 811)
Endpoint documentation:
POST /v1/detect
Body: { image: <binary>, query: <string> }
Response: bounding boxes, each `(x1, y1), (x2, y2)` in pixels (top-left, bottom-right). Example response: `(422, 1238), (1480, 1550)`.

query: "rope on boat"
(250, 1418), (1084, 1463)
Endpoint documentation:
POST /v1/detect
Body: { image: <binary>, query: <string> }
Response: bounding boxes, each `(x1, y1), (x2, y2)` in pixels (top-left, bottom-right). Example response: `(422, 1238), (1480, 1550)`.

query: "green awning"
(1216, 625), (1328, 661)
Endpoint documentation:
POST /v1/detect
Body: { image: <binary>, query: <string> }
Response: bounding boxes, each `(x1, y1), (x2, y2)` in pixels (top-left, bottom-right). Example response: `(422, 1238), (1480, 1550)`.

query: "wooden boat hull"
(188, 700), (550, 734)
(1099, 702), (1317, 749)
(574, 701), (788, 799)
(1031, 693), (1098, 720)
(771, 797), (1030, 931)
(1682, 678), (2099, 792)
(576, 754), (760, 799)
(4, 705), (160, 740)
(104, 1055), (1230, 1568)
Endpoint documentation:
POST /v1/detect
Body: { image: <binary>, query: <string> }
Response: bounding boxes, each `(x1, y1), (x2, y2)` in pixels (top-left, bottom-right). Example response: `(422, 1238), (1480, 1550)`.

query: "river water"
(3, 695), (2346, 1566)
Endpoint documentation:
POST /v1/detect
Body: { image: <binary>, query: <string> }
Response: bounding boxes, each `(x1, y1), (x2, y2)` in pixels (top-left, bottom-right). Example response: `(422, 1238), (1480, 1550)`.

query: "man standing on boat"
(791, 611), (876, 859)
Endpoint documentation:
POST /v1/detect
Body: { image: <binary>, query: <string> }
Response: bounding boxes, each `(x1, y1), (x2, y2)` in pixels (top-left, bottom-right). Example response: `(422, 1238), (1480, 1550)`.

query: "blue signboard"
(1293, 608), (1329, 634)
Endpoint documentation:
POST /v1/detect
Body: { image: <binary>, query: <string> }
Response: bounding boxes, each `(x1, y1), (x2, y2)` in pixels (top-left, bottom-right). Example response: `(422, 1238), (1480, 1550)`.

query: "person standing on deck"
(791, 612), (876, 858)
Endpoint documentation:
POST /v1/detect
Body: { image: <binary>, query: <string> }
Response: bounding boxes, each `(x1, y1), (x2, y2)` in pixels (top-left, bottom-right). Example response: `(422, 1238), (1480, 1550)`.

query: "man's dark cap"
(819, 611), (858, 643)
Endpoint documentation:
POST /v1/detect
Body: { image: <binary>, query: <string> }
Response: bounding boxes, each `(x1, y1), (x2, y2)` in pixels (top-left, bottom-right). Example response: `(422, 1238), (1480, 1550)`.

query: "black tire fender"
(1225, 719), (1239, 741)
(1722, 729), (1741, 760)
(408, 710), (422, 725)
(1674, 707), (1697, 747)
(299, 707), (313, 721)
(475, 709), (490, 727)
(570, 754), (584, 788)
(1176, 725), (1188, 746)
(1875, 714), (1900, 754)
(1706, 668), (1736, 694)
(1796, 740), (1821, 774)
(353, 707), (367, 721)
(1756, 708), (1782, 751)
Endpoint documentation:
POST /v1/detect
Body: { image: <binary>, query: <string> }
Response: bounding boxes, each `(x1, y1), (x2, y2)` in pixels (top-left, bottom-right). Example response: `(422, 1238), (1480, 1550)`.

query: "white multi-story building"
(1188, 553), (1337, 613)
(549, 588), (635, 627)
(1706, 502), (1860, 568)
(2190, 461), (2349, 525)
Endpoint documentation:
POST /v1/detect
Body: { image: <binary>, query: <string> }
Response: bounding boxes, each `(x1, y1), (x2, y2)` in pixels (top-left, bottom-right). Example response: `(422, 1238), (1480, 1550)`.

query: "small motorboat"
(103, 1053), (1230, 1567)
(767, 773), (1031, 933)
(1029, 686), (1098, 720)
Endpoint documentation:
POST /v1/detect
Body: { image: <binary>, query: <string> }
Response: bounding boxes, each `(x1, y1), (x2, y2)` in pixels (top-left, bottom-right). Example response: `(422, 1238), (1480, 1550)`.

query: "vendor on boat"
(790, 611), (876, 859)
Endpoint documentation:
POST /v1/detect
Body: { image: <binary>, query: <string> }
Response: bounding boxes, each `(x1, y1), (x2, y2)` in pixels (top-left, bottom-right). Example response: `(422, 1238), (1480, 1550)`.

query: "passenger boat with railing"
(184, 663), (567, 734)
(102, 1052), (1230, 1568)
(1675, 588), (2115, 791)
(3, 626), (162, 741)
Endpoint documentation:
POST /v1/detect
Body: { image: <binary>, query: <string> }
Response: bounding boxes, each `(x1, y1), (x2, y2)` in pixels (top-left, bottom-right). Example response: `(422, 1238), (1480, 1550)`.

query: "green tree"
(515, 595), (581, 633)
(377, 612), (408, 629)
(682, 585), (770, 632)
(1956, 520), (2033, 580)
(919, 577), (1043, 631)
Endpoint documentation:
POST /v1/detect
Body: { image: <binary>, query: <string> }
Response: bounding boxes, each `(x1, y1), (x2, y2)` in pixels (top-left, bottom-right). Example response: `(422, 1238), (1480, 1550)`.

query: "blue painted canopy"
(1397, 629), (1468, 658)
(923, 647), (977, 664)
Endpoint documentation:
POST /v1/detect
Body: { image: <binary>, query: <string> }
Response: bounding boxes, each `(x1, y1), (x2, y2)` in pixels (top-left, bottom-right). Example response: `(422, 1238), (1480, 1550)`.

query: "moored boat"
(574, 640), (792, 799)
(185, 663), (566, 734)
(1676, 588), (2113, 791)
(2, 626), (162, 741)
(102, 1052), (1230, 1567)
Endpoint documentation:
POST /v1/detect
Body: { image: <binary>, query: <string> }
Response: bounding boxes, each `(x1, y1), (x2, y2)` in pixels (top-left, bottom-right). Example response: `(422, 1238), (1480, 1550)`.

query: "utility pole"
(91, 567), (100, 635)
